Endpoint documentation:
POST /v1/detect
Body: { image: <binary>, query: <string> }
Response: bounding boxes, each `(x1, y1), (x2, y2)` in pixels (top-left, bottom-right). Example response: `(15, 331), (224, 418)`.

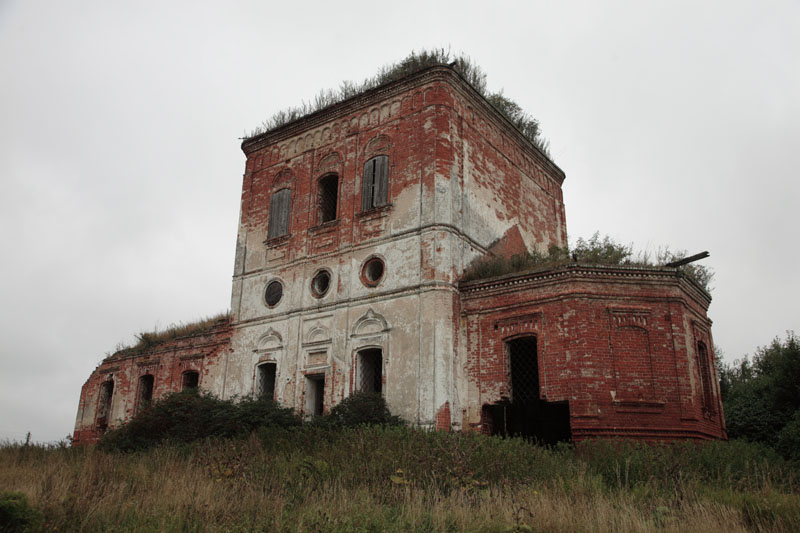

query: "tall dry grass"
(2, 428), (798, 532)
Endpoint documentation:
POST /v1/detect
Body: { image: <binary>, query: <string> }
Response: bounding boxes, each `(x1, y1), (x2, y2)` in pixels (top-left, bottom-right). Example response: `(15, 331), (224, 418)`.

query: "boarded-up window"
(267, 188), (291, 239)
(697, 341), (714, 413)
(361, 156), (388, 211)
(257, 363), (276, 400)
(318, 174), (338, 224)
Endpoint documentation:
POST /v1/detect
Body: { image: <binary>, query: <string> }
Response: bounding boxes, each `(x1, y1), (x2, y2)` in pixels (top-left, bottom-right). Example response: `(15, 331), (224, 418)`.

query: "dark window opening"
(96, 380), (114, 431)
(137, 374), (154, 412)
(182, 371), (199, 390)
(361, 155), (388, 211)
(358, 348), (383, 394)
(697, 341), (714, 414)
(267, 188), (291, 239)
(318, 174), (338, 224)
(361, 257), (385, 286)
(305, 374), (325, 416)
(265, 280), (283, 307)
(311, 270), (331, 298)
(257, 363), (276, 401)
(483, 337), (570, 445)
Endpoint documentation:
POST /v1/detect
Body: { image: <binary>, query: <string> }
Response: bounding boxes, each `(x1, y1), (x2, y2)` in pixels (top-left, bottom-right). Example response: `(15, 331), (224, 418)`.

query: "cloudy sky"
(1, 1), (797, 443)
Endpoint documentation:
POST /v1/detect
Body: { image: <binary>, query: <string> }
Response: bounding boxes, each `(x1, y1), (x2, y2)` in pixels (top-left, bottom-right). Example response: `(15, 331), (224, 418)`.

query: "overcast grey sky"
(1, 0), (797, 442)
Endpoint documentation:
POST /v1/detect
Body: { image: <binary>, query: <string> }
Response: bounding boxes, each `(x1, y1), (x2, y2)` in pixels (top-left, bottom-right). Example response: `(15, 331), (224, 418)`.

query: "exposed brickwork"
(73, 64), (725, 443)
(459, 265), (726, 441)
(72, 320), (232, 445)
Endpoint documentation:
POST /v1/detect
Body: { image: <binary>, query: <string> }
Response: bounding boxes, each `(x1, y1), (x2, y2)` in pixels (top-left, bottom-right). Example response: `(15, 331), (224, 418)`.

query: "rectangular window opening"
(182, 371), (199, 390)
(318, 175), (338, 224)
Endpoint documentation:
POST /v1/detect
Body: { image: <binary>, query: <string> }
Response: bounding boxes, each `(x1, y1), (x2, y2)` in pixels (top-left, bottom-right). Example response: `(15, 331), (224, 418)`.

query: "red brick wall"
(460, 265), (726, 441)
(72, 320), (232, 445)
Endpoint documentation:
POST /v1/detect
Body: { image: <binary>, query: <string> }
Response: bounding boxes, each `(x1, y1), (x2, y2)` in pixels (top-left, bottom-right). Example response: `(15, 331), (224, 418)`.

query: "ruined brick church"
(73, 64), (727, 444)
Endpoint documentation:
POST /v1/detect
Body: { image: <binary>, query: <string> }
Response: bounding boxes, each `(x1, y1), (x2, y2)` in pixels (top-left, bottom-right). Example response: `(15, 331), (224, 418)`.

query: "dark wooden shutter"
(361, 160), (373, 211)
(268, 189), (291, 238)
(374, 155), (388, 207)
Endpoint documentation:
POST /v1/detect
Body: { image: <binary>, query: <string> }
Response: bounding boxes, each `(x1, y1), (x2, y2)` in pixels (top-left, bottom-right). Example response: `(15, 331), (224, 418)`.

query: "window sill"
(308, 219), (340, 235)
(264, 234), (290, 248)
(356, 203), (393, 221)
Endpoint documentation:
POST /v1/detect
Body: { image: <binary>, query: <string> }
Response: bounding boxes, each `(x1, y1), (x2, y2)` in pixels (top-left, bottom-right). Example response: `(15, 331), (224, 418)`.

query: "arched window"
(96, 379), (114, 430)
(256, 362), (276, 400)
(267, 188), (291, 239)
(357, 348), (383, 394)
(361, 156), (388, 211)
(137, 374), (154, 412)
(317, 174), (338, 224)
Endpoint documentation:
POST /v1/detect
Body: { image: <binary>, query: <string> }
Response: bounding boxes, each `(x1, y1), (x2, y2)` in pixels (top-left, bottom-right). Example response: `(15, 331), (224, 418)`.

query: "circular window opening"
(362, 257), (385, 287)
(265, 280), (283, 307)
(311, 270), (331, 298)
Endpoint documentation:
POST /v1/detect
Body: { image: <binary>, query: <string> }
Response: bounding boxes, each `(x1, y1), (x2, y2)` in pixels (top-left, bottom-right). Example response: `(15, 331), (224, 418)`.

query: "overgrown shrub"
(99, 391), (300, 452)
(0, 491), (43, 533)
(720, 332), (800, 458)
(322, 392), (403, 428)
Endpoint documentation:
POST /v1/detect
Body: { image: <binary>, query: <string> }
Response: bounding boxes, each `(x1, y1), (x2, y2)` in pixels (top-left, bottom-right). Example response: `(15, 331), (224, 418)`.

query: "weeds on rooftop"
(462, 232), (714, 292)
(247, 48), (551, 157)
(110, 311), (230, 358)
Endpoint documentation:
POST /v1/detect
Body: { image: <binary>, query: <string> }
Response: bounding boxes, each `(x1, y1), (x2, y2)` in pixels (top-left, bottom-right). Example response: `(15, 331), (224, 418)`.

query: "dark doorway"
(483, 337), (571, 444)
(305, 374), (325, 416)
(257, 363), (277, 400)
(358, 349), (382, 394)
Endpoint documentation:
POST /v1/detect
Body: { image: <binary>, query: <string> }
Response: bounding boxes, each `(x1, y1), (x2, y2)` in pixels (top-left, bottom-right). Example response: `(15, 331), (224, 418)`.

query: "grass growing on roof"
(462, 232), (714, 292)
(247, 48), (551, 157)
(109, 310), (230, 357)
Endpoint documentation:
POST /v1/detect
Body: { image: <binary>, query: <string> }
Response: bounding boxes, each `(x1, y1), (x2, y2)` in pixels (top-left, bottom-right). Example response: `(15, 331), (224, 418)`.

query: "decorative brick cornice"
(240, 65), (563, 182)
(459, 263), (712, 309)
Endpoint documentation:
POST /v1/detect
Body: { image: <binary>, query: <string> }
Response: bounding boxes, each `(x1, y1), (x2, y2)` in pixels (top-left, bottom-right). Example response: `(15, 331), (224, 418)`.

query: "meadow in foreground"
(2, 426), (799, 532)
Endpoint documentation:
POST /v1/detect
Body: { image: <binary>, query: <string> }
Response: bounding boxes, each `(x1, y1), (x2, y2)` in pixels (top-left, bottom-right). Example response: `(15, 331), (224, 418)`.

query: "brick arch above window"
(364, 134), (391, 156)
(316, 152), (342, 175)
(272, 168), (295, 190)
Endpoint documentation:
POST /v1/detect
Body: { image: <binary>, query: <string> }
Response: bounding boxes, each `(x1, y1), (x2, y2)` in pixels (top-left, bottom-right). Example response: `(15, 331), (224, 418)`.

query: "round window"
(311, 269), (331, 298)
(361, 257), (385, 287)
(265, 280), (283, 307)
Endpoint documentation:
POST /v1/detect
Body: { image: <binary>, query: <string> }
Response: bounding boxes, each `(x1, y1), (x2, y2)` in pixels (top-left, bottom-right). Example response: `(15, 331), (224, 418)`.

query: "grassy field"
(2, 427), (799, 532)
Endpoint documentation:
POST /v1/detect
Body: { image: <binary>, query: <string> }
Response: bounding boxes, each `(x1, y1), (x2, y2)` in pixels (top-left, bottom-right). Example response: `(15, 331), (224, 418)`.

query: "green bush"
(323, 392), (403, 427)
(99, 390), (301, 452)
(720, 332), (800, 457)
(0, 491), (43, 533)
